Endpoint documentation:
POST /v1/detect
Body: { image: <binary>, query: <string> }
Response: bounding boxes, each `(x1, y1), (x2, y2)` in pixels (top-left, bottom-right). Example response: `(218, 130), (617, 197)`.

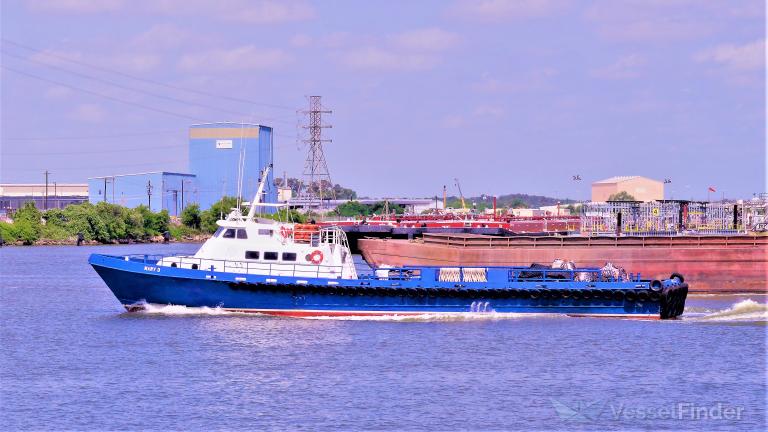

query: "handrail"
(125, 253), (345, 278)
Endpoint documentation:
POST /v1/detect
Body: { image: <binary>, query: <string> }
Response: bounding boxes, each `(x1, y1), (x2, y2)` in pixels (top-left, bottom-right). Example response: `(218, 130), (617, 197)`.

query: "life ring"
(279, 226), (293, 239)
(309, 250), (323, 265)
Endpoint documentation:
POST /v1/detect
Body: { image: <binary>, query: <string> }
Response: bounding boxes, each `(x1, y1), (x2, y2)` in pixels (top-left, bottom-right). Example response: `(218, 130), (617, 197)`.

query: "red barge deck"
(358, 233), (768, 293)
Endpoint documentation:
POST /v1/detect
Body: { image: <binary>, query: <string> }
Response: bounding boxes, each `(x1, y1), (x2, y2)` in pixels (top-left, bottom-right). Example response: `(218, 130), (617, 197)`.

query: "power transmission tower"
(299, 96), (334, 212)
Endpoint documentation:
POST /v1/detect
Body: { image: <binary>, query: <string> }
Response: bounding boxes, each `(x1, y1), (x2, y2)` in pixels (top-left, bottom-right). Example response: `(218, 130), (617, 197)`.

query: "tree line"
(0, 197), (307, 245)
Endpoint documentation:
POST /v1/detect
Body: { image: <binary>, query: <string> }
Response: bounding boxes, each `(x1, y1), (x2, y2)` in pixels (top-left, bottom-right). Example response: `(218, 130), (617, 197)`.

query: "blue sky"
(1, 0), (765, 201)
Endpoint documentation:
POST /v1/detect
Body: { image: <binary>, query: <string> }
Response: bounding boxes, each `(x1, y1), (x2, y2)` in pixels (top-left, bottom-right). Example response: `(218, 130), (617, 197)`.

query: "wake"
(683, 299), (767, 323)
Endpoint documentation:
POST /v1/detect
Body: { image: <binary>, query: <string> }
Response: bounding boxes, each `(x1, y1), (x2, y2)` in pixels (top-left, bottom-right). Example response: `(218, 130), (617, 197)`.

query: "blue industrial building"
(189, 122), (275, 211)
(87, 122), (275, 214)
(88, 172), (196, 216)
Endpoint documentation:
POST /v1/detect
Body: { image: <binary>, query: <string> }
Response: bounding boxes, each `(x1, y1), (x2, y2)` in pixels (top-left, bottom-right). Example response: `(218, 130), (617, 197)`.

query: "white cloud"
(179, 45), (293, 72)
(390, 28), (460, 52)
(69, 104), (106, 123)
(290, 32), (356, 49)
(130, 24), (195, 51)
(214, 1), (314, 24)
(695, 39), (766, 71)
(26, 0), (125, 13)
(590, 54), (646, 79)
(584, 2), (714, 42)
(339, 47), (437, 72)
(473, 104), (505, 118)
(447, 0), (569, 21)
(108, 52), (162, 73)
(44, 86), (73, 100)
(471, 69), (557, 93)
(26, 0), (315, 24)
(440, 114), (467, 129)
(290, 34), (313, 48)
(335, 28), (459, 72)
(31, 49), (160, 73)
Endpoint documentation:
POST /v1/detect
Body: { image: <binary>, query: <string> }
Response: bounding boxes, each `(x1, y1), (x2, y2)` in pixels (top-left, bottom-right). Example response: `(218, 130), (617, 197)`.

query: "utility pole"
(147, 180), (153, 209)
(443, 185), (447, 209)
(181, 180), (185, 212)
(54, 182), (57, 209)
(103, 178), (107, 203)
(43, 170), (50, 210)
(300, 95), (334, 213)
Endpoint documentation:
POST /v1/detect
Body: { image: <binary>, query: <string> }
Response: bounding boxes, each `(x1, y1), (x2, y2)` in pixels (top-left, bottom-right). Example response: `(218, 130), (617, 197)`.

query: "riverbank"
(1, 233), (210, 247)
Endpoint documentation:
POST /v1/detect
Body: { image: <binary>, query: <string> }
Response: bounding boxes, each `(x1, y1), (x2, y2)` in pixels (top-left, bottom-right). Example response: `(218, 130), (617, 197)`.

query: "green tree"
(334, 201), (371, 217)
(11, 202), (42, 244)
(136, 206), (170, 235)
(369, 201), (404, 215)
(607, 191), (637, 202)
(201, 197), (241, 233)
(181, 204), (202, 229)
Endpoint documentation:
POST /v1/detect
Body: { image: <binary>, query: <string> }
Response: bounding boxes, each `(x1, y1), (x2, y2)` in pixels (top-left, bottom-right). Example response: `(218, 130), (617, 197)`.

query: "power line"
(3, 142), (188, 156)
(2, 49), (298, 125)
(1, 38), (298, 111)
(4, 129), (181, 141)
(2, 65), (204, 122)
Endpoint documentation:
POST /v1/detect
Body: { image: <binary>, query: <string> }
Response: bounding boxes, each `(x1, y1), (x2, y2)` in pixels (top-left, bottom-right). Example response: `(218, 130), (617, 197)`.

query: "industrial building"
(189, 122), (275, 211)
(85, 122), (275, 214)
(88, 172), (196, 216)
(591, 176), (664, 202)
(0, 183), (88, 214)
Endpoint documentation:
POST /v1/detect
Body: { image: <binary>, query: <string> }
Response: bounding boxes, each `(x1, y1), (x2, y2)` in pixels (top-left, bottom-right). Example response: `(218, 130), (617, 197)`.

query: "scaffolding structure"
(581, 201), (749, 236)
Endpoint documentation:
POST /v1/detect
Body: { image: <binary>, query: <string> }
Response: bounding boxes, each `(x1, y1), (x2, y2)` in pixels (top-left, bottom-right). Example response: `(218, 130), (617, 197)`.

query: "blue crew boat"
(89, 167), (688, 319)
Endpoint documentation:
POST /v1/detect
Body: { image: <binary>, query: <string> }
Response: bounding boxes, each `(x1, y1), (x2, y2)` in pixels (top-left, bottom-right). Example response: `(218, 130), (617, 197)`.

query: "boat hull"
(89, 254), (687, 319)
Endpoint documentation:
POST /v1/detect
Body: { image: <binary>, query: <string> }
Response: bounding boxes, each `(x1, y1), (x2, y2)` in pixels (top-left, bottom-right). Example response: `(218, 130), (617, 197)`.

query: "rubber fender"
(637, 290), (650, 302)
(612, 290), (625, 300)
(624, 290), (637, 302)
(670, 273), (685, 284)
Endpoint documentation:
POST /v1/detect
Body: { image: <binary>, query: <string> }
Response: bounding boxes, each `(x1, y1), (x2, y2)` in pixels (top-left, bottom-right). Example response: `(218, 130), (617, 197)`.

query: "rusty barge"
(357, 234), (768, 294)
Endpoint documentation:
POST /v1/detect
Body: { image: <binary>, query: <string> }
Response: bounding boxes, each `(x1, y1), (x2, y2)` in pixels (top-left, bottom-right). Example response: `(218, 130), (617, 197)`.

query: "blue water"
(1, 244), (766, 431)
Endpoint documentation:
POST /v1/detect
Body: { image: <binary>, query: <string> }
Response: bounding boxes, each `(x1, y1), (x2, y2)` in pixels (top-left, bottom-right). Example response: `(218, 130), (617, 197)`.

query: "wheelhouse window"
(236, 229), (248, 239)
(263, 252), (278, 261)
(282, 252), (297, 262)
(245, 251), (260, 260)
(258, 229), (273, 236)
(213, 227), (225, 237)
(222, 229), (236, 238)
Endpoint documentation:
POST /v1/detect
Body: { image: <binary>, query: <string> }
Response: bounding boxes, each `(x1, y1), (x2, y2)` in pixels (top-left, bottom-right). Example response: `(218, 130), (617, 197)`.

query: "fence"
(580, 201), (750, 236)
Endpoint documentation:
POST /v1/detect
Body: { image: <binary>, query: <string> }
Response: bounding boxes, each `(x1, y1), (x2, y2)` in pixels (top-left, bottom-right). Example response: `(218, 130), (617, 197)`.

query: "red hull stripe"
(125, 305), (659, 319)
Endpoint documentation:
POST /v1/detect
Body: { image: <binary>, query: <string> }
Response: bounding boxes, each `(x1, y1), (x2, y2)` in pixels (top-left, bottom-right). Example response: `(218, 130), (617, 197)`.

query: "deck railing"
(124, 254), (345, 278)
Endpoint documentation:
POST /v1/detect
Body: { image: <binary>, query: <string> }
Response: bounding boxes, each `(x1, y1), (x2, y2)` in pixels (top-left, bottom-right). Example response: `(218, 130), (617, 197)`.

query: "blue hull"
(89, 254), (688, 319)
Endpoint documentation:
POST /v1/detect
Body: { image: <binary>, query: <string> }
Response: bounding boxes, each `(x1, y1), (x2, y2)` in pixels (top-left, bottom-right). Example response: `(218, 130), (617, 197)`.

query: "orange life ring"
(279, 225), (293, 239)
(309, 250), (323, 265)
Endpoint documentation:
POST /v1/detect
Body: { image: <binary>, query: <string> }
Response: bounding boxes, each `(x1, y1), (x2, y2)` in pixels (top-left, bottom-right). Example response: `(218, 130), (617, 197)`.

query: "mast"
(247, 164), (272, 219)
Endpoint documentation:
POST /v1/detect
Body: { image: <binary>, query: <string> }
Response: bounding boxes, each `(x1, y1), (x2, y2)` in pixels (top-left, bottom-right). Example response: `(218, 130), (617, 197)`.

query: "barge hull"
(358, 235), (768, 293)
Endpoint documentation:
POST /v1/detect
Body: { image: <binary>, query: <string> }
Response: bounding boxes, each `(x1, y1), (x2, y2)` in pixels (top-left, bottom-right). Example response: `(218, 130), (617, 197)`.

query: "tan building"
(591, 176), (664, 202)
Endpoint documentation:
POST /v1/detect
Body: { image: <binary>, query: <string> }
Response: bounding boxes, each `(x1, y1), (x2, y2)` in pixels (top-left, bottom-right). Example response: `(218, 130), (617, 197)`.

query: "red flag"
(708, 186), (716, 192)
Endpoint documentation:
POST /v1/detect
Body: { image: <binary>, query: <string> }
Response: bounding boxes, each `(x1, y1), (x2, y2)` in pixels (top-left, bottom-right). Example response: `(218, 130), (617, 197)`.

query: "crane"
(454, 178), (467, 210)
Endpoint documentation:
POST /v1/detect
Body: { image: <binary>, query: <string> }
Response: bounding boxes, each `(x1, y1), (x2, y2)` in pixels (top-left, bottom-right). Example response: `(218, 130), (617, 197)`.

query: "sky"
(0, 0), (765, 201)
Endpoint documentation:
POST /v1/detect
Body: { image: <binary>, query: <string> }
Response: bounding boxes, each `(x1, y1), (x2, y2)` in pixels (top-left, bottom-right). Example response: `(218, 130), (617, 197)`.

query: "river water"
(1, 244), (766, 431)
